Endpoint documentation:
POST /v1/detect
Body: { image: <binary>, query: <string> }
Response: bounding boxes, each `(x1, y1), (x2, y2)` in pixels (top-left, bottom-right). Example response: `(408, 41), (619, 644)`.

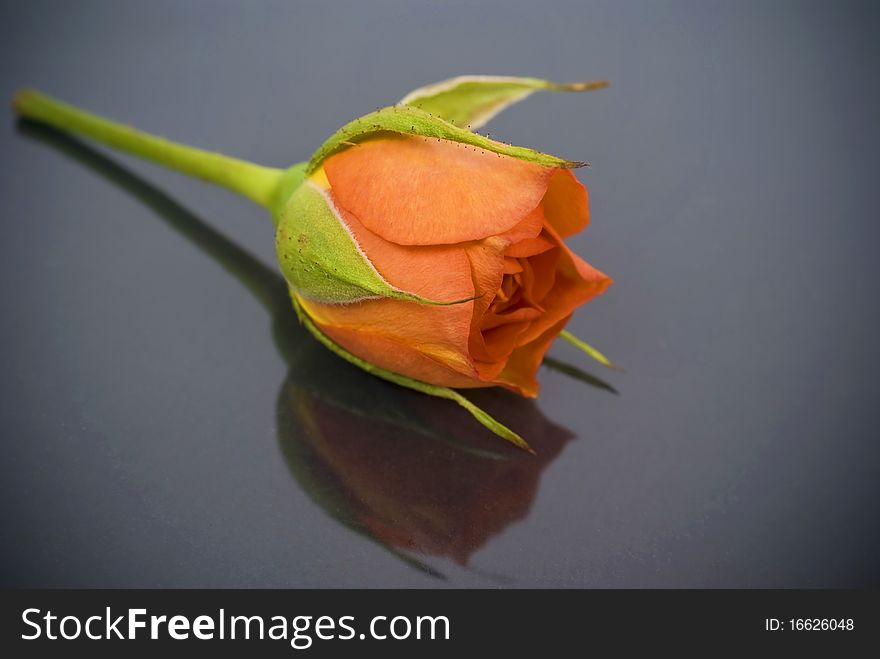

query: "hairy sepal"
(307, 105), (585, 174)
(399, 75), (609, 130)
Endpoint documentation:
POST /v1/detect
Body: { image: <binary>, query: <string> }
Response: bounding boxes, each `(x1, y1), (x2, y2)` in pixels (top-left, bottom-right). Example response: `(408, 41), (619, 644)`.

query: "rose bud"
(13, 76), (613, 450)
(19, 125), (582, 573)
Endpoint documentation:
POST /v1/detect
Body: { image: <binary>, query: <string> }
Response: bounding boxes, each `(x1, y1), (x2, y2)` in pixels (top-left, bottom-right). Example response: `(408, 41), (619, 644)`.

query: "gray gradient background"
(1, 0), (879, 587)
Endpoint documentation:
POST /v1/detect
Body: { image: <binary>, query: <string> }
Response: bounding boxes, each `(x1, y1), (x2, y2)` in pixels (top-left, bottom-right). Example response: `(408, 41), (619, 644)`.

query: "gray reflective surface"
(1, 0), (878, 587)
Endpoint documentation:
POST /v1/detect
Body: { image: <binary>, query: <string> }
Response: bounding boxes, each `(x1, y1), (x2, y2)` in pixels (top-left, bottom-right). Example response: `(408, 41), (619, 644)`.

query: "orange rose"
(297, 135), (611, 397)
(15, 76), (613, 448)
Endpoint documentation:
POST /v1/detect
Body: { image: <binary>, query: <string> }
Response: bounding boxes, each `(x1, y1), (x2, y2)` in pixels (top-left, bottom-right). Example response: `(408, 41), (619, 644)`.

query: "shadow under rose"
(20, 121), (610, 579)
(276, 344), (575, 576)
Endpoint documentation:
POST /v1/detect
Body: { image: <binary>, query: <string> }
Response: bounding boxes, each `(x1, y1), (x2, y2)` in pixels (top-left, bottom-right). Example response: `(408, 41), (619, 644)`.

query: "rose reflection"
(276, 340), (573, 570)
(23, 122), (598, 577)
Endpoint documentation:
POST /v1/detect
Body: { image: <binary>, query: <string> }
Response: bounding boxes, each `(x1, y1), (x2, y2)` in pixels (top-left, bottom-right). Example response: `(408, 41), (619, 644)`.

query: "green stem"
(13, 89), (284, 208)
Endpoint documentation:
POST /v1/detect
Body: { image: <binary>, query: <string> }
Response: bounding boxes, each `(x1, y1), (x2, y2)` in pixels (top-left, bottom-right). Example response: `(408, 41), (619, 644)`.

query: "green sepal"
(276, 181), (475, 307)
(559, 329), (617, 369)
(400, 75), (609, 131)
(290, 294), (534, 453)
(307, 105), (585, 175)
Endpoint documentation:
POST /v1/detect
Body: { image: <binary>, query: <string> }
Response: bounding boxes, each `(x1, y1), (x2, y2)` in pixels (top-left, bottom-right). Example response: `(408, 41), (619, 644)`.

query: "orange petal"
(480, 306), (543, 331)
(299, 294), (480, 381)
(498, 203), (544, 244)
(506, 232), (556, 258)
(503, 257), (523, 275)
(464, 238), (535, 370)
(478, 321), (531, 363)
(330, 191), (475, 304)
(521, 245), (559, 305)
(303, 309), (489, 389)
(494, 317), (571, 397)
(463, 238), (506, 354)
(324, 134), (555, 245)
(295, 194), (482, 383)
(542, 169), (590, 238)
(513, 226), (612, 349)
